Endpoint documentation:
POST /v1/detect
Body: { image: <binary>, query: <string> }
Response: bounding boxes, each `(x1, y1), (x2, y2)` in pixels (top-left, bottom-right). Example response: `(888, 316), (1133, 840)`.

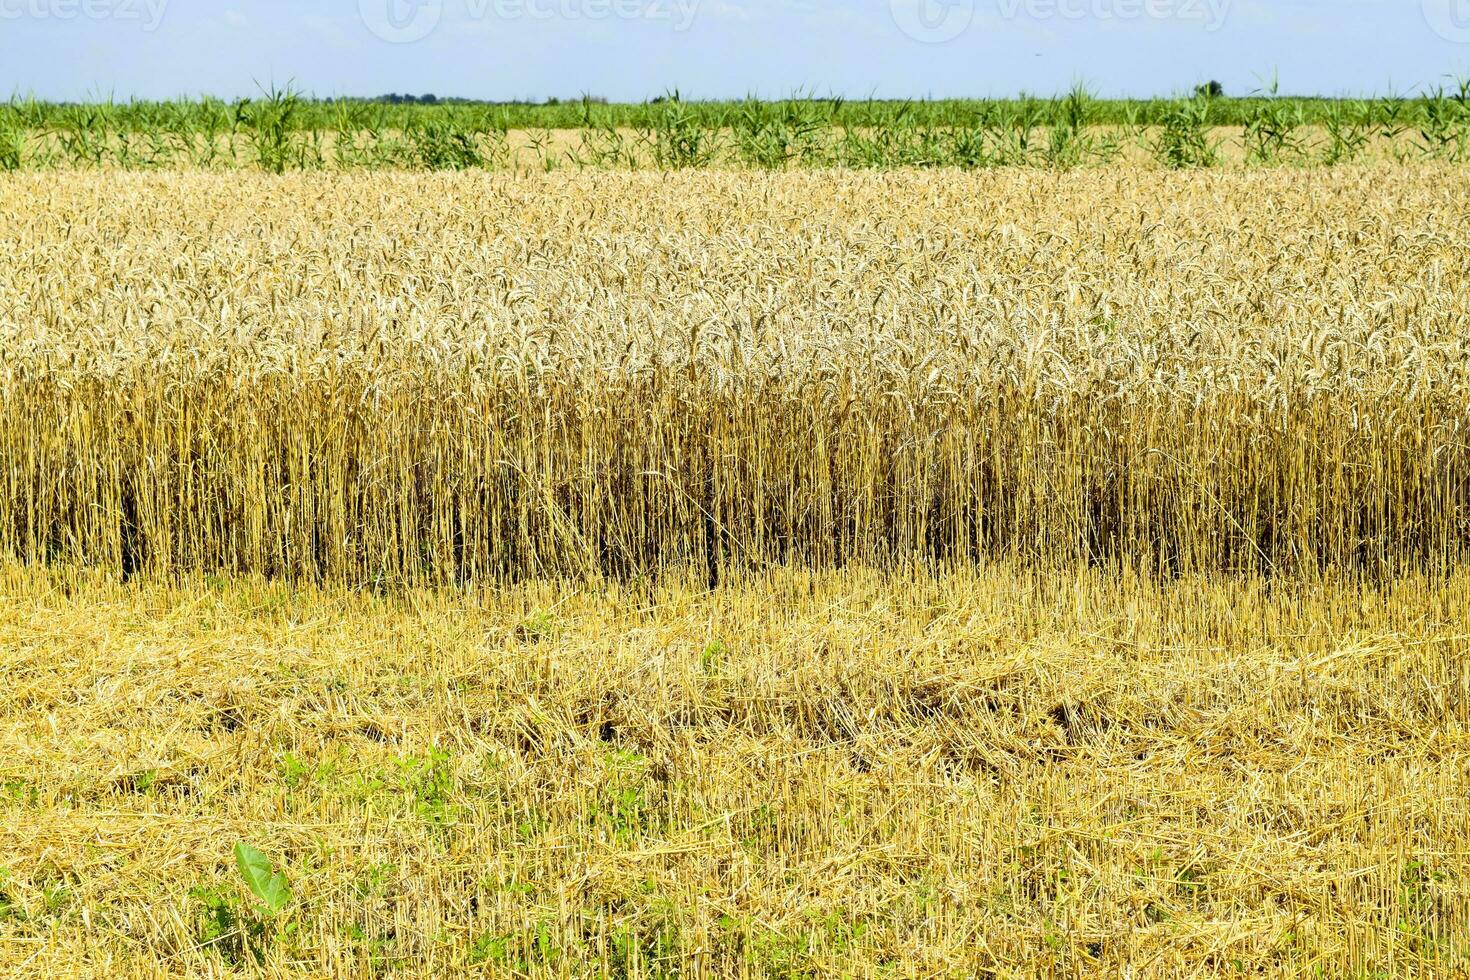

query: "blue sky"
(1, 0), (1468, 102)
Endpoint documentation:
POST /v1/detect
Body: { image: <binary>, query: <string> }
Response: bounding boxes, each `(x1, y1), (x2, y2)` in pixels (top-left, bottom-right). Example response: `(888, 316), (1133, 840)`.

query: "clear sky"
(1, 0), (1468, 102)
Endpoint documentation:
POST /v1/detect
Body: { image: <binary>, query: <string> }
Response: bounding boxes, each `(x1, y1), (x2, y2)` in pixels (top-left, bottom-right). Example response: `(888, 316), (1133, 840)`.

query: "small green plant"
(395, 747), (456, 830)
(701, 638), (726, 672)
(0, 779), (36, 805)
(1320, 100), (1374, 165)
(1416, 79), (1470, 161)
(1394, 859), (1454, 957)
(0, 869), (24, 923)
(1374, 90), (1410, 156)
(352, 862), (397, 899)
(468, 917), (560, 971)
(191, 885), (249, 962)
(468, 931), (513, 967)
(992, 95), (1045, 166)
(1045, 83), (1098, 169)
(516, 808), (550, 842)
(731, 95), (830, 170)
(0, 111), (25, 171)
(404, 118), (482, 170)
(517, 610), (554, 641)
(184, 96), (232, 168)
(597, 749), (654, 844)
(1242, 75), (1303, 165)
(39, 880), (70, 920)
(1153, 95), (1217, 169)
(344, 921), (399, 970)
(234, 842), (291, 914)
(571, 123), (632, 170)
(237, 84), (301, 174)
(609, 917), (681, 977)
(190, 844), (291, 965)
(644, 90), (720, 169)
(57, 102), (112, 168)
(279, 752), (310, 790)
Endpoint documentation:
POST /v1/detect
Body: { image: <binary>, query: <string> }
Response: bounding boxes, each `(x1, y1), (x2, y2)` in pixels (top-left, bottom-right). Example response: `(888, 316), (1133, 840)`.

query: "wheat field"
(2, 167), (1469, 977)
(4, 168), (1470, 583)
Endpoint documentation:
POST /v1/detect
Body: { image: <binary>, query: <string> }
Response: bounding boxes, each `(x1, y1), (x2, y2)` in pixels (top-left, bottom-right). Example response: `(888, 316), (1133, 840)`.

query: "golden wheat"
(3, 168), (1469, 582)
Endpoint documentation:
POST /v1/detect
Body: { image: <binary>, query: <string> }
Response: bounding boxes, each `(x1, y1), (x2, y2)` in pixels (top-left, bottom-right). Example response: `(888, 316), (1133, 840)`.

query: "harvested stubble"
(3, 168), (1470, 582)
(0, 563), (1467, 977)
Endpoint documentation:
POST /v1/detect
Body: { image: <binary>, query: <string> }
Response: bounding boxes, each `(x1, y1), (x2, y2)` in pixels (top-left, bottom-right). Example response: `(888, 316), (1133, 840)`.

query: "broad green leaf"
(233, 841), (290, 914)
